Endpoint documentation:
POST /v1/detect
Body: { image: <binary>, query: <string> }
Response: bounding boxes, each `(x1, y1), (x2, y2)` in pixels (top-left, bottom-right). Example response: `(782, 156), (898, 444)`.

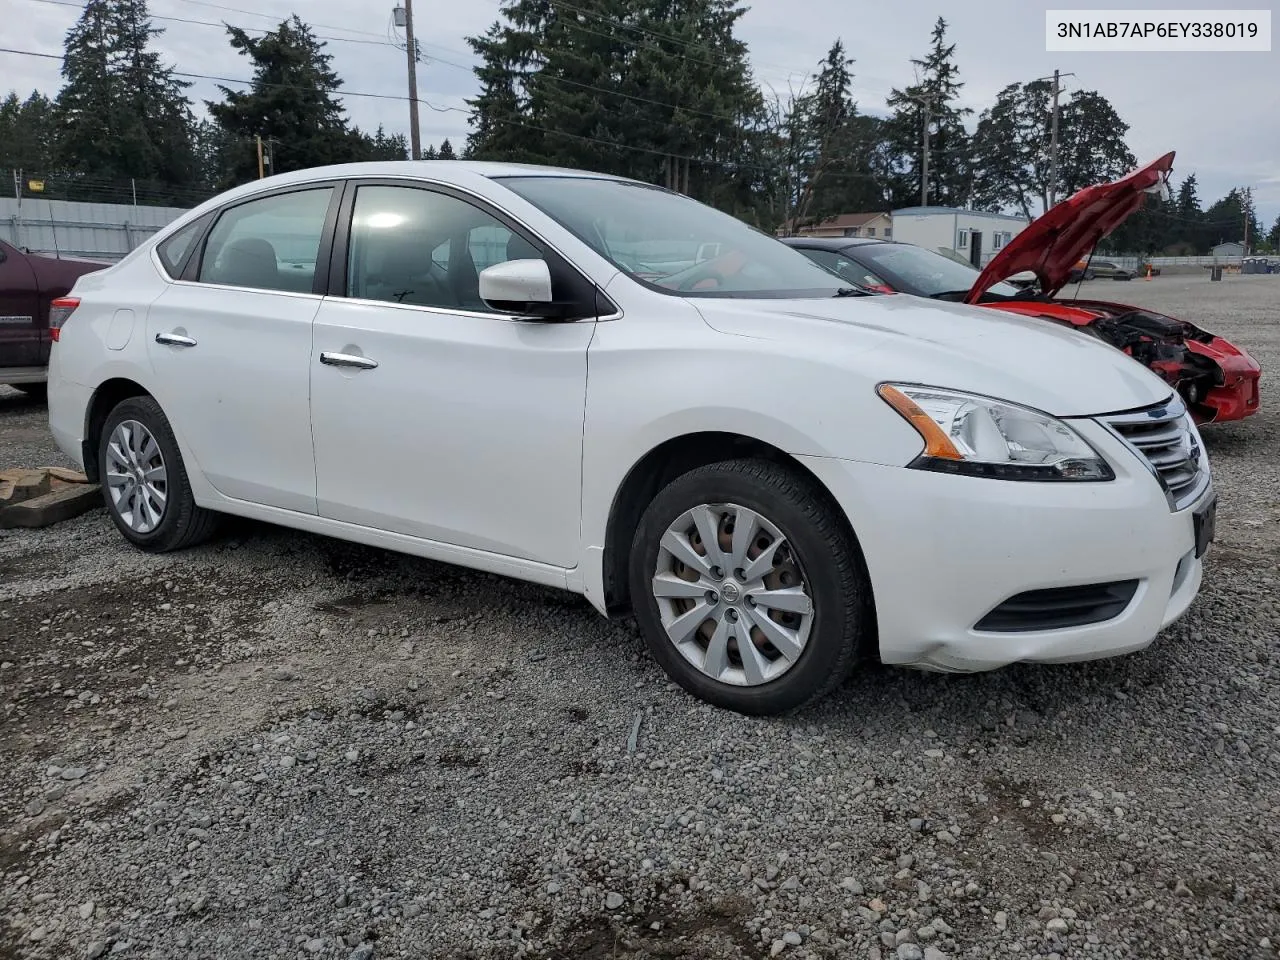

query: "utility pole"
(920, 98), (931, 207)
(1043, 69), (1075, 210)
(256, 135), (264, 179)
(1243, 188), (1250, 254)
(904, 93), (938, 207)
(400, 0), (422, 160)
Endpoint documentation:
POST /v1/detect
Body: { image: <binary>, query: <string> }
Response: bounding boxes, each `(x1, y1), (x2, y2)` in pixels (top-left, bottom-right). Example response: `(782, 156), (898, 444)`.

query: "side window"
(802, 249), (886, 289)
(197, 188), (334, 293)
(345, 184), (545, 312)
(156, 217), (206, 279)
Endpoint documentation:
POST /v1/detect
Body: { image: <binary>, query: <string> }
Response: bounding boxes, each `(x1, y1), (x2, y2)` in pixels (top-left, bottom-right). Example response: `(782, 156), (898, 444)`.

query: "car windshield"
(499, 176), (849, 298)
(846, 242), (1022, 299)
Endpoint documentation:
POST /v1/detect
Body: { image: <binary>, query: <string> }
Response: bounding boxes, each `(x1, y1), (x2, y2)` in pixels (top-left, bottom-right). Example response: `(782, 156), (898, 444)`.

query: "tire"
(628, 458), (871, 715)
(98, 395), (220, 552)
(13, 382), (47, 400)
(1084, 270), (1095, 281)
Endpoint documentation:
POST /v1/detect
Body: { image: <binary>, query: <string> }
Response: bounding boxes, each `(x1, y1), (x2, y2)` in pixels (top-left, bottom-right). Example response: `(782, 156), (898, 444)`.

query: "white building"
(890, 207), (1031, 268)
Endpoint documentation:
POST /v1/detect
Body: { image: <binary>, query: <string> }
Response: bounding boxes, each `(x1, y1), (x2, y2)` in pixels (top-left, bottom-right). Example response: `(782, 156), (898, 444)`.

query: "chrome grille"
(1102, 396), (1208, 511)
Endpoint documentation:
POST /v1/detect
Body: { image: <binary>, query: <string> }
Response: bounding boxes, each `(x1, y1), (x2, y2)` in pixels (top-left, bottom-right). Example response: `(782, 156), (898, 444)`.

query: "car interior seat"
(213, 237), (280, 290)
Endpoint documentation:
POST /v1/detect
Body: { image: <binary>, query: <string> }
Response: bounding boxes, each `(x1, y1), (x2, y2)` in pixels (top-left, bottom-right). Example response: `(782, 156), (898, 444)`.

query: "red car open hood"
(964, 152), (1175, 304)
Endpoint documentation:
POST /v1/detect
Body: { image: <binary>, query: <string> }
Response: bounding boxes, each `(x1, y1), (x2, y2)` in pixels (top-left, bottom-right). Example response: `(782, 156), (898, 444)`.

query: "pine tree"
(437, 138), (456, 160)
(207, 16), (362, 186)
(0, 91), (57, 173)
(465, 0), (766, 218)
(55, 0), (196, 186)
(885, 18), (972, 208)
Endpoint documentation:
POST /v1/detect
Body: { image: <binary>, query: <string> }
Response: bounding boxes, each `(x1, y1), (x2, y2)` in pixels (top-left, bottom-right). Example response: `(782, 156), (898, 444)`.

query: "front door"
(0, 241), (41, 368)
(969, 230), (983, 268)
(309, 182), (595, 567)
(145, 185), (339, 514)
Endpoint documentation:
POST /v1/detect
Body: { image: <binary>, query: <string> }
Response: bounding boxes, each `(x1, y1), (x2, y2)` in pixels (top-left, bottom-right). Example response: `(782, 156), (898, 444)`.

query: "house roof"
(892, 206), (1029, 223)
(787, 211), (891, 232)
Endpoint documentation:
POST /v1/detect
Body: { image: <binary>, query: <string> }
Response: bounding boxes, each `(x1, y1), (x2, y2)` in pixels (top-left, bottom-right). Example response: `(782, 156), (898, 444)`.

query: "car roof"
(779, 236), (889, 249)
(243, 160), (632, 189)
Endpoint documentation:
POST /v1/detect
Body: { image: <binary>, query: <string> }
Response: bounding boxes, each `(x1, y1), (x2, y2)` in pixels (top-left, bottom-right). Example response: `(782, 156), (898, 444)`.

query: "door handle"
(320, 351), (378, 370)
(155, 332), (197, 347)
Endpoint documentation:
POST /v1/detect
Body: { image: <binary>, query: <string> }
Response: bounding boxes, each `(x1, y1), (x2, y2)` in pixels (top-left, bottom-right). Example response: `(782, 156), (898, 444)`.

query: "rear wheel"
(629, 459), (871, 715)
(98, 396), (220, 552)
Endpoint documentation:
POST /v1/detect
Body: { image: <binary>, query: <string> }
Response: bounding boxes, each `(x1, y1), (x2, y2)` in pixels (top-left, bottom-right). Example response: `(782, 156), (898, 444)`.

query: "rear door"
(145, 183), (341, 514)
(0, 241), (41, 368)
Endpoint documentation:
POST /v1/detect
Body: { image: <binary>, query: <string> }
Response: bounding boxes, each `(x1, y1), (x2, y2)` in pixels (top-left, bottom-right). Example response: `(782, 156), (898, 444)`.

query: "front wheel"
(98, 395), (220, 552)
(629, 459), (871, 715)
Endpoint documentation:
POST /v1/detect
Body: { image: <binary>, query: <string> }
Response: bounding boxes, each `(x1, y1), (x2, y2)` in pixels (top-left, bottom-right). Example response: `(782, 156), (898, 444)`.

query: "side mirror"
(479, 258), (561, 318)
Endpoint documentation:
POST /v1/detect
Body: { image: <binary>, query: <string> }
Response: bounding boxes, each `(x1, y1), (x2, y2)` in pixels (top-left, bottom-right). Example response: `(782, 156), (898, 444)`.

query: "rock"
(1051, 814), (1067, 825)
(1173, 879), (1193, 897)
(604, 891), (624, 910)
(916, 880), (931, 901)
(61, 767), (87, 781)
(783, 931), (802, 946)
(279, 756), (297, 769)
(304, 939), (324, 953)
(770, 940), (786, 957)
(1046, 918), (1069, 934)
(79, 901), (96, 919)
(24, 798), (46, 817)
(349, 946), (374, 960)
(897, 945), (924, 960)
(923, 949), (948, 960)
(840, 877), (864, 894)
(994, 911), (1008, 931)
(403, 903), (421, 918)
(29, 928), (47, 941)
(935, 831), (955, 844)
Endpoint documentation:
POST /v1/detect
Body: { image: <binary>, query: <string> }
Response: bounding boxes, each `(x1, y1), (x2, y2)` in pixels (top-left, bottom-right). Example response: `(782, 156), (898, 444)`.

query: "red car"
(785, 152), (1261, 424)
(0, 239), (107, 398)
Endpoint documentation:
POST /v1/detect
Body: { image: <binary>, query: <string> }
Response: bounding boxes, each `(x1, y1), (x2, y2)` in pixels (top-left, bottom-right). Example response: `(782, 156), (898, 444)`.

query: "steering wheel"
(674, 250), (746, 291)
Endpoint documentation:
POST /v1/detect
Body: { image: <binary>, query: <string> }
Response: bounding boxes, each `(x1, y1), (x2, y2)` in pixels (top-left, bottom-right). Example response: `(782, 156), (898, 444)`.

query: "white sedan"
(46, 162), (1215, 715)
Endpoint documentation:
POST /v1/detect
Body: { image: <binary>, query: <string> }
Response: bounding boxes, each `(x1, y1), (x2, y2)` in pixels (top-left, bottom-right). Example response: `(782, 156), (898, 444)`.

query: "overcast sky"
(5, 0), (1278, 230)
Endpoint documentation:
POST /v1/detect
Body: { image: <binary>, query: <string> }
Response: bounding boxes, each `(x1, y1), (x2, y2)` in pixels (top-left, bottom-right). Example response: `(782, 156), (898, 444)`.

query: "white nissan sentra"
(46, 162), (1215, 715)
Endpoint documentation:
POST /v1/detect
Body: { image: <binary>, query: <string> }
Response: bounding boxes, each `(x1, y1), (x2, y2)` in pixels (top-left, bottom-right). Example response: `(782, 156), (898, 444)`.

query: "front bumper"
(797, 421), (1211, 672)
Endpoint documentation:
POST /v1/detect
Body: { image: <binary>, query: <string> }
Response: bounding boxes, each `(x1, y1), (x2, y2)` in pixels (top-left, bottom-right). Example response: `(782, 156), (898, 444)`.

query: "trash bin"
(1210, 265), (1222, 281)
(1243, 258), (1257, 274)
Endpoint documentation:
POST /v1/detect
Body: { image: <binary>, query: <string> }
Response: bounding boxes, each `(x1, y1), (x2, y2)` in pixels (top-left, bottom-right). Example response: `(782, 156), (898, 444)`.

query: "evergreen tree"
(207, 16), (362, 186)
(884, 18), (972, 208)
(55, 0), (196, 185)
(1267, 214), (1280, 253)
(437, 138), (456, 160)
(0, 91), (57, 173)
(466, 0), (767, 219)
(360, 125), (409, 161)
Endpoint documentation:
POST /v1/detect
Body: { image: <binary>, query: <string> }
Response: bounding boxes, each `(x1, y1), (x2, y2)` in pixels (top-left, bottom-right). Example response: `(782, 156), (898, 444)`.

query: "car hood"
(692, 293), (1174, 418)
(965, 152), (1176, 303)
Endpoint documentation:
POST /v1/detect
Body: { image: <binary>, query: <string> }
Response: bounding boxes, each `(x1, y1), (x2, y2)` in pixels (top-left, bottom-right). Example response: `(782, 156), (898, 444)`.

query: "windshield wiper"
(833, 287), (868, 297)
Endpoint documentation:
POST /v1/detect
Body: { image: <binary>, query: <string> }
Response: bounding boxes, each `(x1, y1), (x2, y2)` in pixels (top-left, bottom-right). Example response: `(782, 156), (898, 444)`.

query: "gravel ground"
(2, 273), (1278, 960)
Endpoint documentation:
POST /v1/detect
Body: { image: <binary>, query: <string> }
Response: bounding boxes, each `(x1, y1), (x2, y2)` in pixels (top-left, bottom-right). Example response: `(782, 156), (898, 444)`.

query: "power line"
(0, 45), (466, 109)
(24, 0), (461, 53)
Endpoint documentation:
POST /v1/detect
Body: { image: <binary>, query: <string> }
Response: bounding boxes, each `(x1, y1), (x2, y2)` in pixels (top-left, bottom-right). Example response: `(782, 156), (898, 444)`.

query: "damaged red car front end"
(965, 152), (1261, 424)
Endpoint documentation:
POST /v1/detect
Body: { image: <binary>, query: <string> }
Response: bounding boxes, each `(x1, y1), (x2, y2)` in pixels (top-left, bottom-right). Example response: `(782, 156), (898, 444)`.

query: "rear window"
(156, 217), (207, 279)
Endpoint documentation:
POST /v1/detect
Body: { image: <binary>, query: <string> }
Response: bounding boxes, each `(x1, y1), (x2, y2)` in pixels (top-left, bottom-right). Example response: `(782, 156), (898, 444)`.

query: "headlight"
(878, 383), (1114, 481)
